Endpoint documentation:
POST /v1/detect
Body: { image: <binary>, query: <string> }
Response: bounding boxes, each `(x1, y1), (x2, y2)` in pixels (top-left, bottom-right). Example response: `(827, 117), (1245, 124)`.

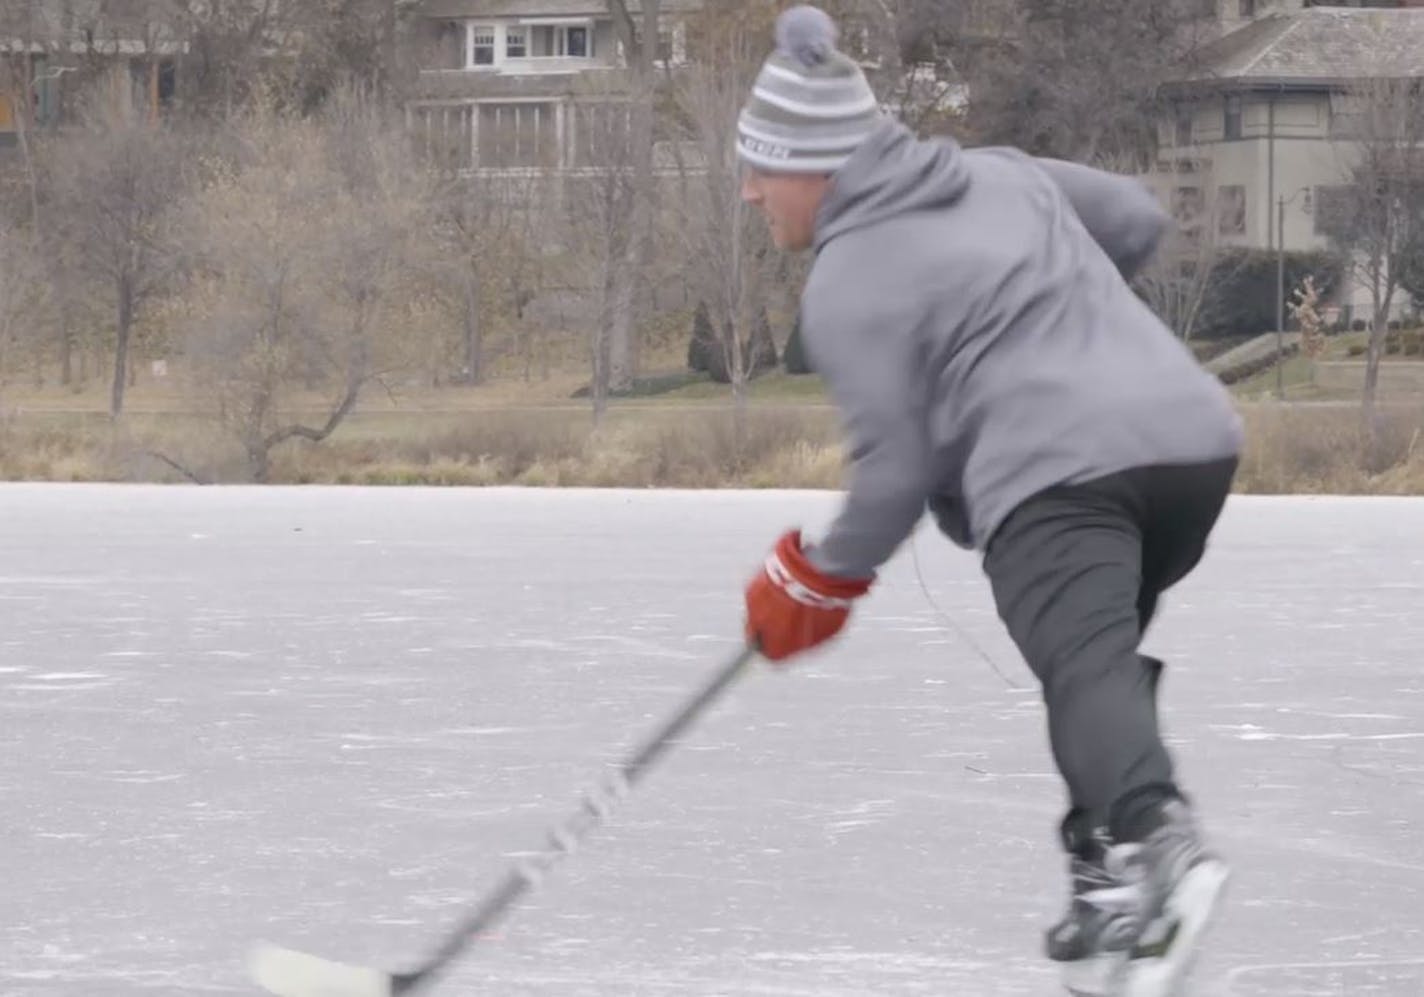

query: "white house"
(409, 0), (698, 173)
(1151, 4), (1424, 319)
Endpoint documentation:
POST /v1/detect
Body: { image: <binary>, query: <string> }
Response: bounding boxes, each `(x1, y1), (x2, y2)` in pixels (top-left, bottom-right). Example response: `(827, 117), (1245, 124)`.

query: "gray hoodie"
(802, 120), (1243, 578)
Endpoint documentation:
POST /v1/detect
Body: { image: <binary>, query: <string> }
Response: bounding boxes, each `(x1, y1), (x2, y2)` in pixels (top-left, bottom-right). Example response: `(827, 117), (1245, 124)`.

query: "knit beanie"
(736, 5), (883, 175)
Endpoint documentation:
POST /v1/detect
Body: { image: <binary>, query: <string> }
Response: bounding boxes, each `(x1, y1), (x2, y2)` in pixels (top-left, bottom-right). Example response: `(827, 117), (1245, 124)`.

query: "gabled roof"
(421, 0), (702, 18)
(0, 0), (189, 54)
(1175, 6), (1424, 90)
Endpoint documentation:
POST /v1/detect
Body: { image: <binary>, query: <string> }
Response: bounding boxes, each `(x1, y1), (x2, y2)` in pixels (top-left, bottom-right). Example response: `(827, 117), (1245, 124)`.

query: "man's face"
(741, 168), (831, 251)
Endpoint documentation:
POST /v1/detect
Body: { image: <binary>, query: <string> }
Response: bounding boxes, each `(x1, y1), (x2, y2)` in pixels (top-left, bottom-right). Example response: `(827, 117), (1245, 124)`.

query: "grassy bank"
(4, 395), (1424, 495)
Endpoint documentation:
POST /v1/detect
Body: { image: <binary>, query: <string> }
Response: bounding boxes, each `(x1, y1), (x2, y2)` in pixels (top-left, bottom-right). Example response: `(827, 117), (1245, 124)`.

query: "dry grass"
(263, 407), (846, 489)
(7, 401), (1424, 496)
(1234, 403), (1424, 493)
(0, 424), (114, 481)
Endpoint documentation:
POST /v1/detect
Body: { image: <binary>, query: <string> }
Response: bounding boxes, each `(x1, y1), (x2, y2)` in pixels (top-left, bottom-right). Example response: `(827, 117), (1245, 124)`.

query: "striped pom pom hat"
(737, 5), (883, 175)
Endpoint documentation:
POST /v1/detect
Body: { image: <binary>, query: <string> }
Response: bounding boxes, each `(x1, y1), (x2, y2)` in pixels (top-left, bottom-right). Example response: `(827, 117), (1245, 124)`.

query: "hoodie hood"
(814, 119), (972, 254)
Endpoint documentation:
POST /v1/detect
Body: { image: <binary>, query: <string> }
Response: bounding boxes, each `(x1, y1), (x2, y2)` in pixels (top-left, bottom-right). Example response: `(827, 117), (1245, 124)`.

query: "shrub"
(784, 312), (812, 374)
(687, 301), (715, 373)
(1197, 250), (1344, 339)
(1216, 342), (1300, 385)
(746, 306), (778, 377)
(707, 308), (779, 384)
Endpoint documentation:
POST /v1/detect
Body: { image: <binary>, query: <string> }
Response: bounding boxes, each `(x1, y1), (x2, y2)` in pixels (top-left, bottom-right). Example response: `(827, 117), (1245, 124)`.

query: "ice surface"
(2, 484), (1422, 995)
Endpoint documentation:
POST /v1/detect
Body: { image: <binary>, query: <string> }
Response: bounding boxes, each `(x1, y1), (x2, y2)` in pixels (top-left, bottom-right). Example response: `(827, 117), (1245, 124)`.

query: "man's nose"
(740, 171), (761, 204)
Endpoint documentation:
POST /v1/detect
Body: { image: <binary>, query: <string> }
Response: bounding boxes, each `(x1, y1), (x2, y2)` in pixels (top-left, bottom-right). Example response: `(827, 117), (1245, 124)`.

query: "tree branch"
(606, 0), (641, 63)
(260, 373), (365, 452)
(142, 448), (210, 485)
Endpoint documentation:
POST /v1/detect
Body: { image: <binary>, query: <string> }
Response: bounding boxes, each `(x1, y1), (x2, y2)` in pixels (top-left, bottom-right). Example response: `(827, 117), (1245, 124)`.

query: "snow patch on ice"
(1237, 731), (1424, 742)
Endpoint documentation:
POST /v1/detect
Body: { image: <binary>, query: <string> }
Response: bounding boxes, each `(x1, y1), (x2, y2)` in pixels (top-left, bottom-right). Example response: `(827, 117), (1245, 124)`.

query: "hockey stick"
(249, 642), (758, 997)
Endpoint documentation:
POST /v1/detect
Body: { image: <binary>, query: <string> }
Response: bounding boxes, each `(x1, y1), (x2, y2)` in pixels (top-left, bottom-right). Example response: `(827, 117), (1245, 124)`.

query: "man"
(739, 7), (1242, 997)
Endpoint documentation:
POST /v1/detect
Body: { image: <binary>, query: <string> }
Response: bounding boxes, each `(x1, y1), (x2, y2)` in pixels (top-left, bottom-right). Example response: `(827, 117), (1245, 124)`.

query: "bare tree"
(1318, 76), (1424, 446)
(602, 0), (660, 393)
(675, 3), (780, 428)
(0, 218), (48, 411)
(261, 0), (429, 108)
(177, 99), (430, 481)
(563, 95), (638, 424)
(45, 107), (184, 418)
(158, 0), (300, 116)
(818, 0), (966, 135)
(954, 0), (1215, 168)
(426, 171), (543, 387)
(0, 4), (77, 386)
(1133, 178), (1239, 344)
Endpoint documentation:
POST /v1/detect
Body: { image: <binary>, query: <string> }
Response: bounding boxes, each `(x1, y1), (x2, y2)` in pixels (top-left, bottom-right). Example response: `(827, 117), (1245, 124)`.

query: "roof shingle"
(1184, 7), (1424, 87)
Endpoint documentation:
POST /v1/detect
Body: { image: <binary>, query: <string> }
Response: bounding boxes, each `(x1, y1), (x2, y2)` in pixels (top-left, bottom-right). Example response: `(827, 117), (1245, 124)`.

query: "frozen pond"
(2, 484), (1422, 995)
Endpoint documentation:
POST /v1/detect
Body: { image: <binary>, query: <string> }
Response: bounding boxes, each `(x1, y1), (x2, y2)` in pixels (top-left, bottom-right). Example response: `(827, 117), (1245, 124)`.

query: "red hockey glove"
(745, 530), (873, 663)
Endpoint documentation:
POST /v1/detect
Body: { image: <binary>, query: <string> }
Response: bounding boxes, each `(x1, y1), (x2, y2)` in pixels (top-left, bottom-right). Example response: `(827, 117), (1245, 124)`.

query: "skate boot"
(1115, 797), (1231, 997)
(1045, 812), (1141, 997)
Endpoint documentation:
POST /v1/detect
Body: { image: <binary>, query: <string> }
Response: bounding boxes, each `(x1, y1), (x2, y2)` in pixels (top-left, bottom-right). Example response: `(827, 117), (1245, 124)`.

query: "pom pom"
(776, 5), (838, 67)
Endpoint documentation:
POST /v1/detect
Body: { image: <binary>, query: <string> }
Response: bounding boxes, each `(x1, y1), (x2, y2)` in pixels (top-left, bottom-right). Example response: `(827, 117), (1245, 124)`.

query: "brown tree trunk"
(592, 257), (615, 427)
(463, 262), (482, 385)
(110, 278), (133, 418)
(380, 0), (398, 100)
(606, 0), (658, 395)
(248, 441), (270, 484)
(1361, 269), (1396, 470)
(58, 284), (74, 387)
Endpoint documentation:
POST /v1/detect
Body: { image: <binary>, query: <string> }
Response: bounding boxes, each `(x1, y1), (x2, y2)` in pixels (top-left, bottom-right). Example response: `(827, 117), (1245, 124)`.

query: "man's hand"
(745, 530), (873, 662)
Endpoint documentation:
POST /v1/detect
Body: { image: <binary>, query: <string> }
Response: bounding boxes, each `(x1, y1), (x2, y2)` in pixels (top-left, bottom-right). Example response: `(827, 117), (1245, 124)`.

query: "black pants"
(983, 459), (1237, 844)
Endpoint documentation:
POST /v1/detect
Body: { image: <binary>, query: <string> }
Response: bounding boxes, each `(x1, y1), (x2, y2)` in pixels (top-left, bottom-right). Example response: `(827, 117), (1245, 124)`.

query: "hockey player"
(739, 7), (1241, 996)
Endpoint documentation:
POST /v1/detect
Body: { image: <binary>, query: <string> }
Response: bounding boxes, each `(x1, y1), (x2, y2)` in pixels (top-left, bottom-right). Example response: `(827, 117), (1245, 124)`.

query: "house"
(0, 5), (183, 148)
(1151, 3), (1424, 317)
(409, 0), (700, 173)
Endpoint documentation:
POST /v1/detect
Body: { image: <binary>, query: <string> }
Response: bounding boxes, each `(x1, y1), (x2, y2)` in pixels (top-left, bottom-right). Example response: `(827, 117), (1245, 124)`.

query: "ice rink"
(3, 484), (1422, 995)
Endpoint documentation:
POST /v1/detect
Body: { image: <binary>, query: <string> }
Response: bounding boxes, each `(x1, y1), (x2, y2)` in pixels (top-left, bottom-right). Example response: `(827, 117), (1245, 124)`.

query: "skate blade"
(1122, 858), (1231, 997)
(1061, 950), (1128, 997)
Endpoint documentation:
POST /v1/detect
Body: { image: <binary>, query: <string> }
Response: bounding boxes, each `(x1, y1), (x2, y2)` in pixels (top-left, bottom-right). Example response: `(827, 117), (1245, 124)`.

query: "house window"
(1217, 185), (1246, 236)
(31, 56), (60, 125)
(1223, 96), (1243, 140)
(535, 24), (592, 58)
(654, 23), (687, 66)
(533, 24), (590, 58)
(506, 27), (527, 59)
(157, 60), (177, 109)
(1174, 107), (1193, 146)
(565, 26), (589, 58)
(1172, 186), (1204, 226)
(471, 25), (496, 66)
(128, 57), (151, 100)
(439, 21), (464, 68)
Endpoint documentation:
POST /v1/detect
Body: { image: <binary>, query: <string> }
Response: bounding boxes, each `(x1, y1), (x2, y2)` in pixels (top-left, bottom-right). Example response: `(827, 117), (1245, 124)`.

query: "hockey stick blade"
(248, 942), (409, 997)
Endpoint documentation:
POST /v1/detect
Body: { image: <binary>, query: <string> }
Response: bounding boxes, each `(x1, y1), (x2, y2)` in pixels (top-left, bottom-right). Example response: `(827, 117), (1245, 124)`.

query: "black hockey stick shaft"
(391, 643), (758, 995)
